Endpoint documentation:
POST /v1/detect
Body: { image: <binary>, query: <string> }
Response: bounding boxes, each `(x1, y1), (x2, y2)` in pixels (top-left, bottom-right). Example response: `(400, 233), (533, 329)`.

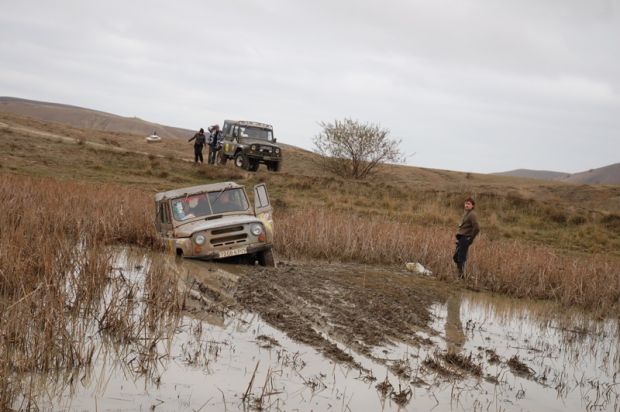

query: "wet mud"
(234, 261), (448, 369)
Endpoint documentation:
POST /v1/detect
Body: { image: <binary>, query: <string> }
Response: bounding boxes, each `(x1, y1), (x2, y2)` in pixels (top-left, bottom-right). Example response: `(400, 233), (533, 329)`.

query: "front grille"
(210, 234), (247, 246)
(259, 146), (279, 156)
(209, 225), (249, 247)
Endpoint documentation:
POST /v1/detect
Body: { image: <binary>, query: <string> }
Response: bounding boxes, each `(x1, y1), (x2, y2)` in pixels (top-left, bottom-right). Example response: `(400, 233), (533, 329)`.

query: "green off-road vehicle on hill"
(219, 120), (282, 172)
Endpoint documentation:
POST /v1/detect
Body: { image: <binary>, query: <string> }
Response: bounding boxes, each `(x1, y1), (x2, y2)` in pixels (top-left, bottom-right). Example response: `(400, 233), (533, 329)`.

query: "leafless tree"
(313, 118), (404, 179)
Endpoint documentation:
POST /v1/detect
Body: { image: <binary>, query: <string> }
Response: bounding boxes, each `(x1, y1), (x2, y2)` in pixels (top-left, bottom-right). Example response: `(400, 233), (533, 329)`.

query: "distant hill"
(496, 164), (620, 185)
(0, 96), (194, 139)
(560, 163), (620, 185)
(494, 169), (569, 181)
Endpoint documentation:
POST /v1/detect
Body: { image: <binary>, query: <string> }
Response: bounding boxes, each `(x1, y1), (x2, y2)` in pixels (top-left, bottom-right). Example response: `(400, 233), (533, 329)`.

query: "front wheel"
(258, 249), (276, 267)
(248, 159), (259, 172)
(267, 161), (281, 172)
(219, 152), (228, 165)
(234, 152), (248, 170)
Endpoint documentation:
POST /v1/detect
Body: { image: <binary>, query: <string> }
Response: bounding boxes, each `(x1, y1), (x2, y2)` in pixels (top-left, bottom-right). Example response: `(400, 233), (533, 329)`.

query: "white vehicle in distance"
(154, 181), (275, 266)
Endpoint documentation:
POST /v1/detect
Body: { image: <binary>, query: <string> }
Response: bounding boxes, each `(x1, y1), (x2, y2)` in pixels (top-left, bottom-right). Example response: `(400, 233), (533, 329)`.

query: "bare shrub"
(313, 118), (403, 179)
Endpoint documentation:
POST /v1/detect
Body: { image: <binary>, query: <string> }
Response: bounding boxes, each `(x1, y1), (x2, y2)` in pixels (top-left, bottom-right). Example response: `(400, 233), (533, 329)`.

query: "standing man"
(207, 124), (222, 165)
(188, 128), (206, 164)
(453, 197), (480, 278)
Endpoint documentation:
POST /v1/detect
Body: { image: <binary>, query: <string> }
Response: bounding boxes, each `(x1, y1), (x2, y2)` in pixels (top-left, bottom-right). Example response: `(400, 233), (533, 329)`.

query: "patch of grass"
(440, 352), (482, 376)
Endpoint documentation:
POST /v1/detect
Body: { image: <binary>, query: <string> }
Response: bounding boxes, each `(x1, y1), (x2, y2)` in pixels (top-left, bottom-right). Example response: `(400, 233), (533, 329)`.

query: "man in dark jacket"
(188, 128), (206, 164)
(207, 125), (222, 165)
(453, 197), (480, 277)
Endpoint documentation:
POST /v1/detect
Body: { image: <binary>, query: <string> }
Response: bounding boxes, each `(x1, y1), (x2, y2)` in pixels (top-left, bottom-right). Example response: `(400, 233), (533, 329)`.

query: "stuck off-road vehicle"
(219, 120), (282, 172)
(154, 182), (275, 266)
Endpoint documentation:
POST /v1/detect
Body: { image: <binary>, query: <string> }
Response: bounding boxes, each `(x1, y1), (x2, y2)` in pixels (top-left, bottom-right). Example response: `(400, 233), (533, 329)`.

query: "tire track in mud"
(235, 261), (449, 371)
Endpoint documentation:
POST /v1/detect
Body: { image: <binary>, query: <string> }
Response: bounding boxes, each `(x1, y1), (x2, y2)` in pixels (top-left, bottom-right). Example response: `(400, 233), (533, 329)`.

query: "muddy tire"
(267, 161), (281, 172)
(219, 152), (228, 165)
(248, 159), (259, 172)
(234, 152), (248, 170)
(258, 249), (276, 267)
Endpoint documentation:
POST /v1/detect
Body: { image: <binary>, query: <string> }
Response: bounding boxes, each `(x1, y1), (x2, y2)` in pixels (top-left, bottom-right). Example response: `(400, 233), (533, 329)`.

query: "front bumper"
(247, 154), (281, 163)
(173, 238), (272, 260)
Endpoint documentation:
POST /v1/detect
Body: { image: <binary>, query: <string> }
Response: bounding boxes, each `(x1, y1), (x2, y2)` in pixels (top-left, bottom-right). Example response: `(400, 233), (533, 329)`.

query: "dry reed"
(0, 174), (181, 409)
(274, 209), (620, 312)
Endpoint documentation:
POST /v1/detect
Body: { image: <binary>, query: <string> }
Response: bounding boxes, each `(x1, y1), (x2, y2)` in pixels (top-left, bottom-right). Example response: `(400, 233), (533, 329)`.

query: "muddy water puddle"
(28, 252), (620, 411)
(427, 293), (620, 411)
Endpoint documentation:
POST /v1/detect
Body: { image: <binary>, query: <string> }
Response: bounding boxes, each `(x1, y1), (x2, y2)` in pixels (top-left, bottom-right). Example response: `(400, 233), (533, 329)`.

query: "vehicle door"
(253, 183), (274, 242)
(222, 124), (239, 157)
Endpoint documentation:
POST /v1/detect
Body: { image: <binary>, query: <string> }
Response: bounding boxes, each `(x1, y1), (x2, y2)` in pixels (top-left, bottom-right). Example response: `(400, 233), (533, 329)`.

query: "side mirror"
(273, 138), (277, 143)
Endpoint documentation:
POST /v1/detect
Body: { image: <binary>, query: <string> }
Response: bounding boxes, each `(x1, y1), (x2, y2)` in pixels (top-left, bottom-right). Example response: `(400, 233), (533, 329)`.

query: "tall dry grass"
(275, 209), (620, 313)
(0, 174), (182, 409)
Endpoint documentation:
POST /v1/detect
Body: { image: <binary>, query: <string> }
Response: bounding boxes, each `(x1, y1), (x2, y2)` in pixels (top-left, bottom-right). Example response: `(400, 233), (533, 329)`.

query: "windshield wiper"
(212, 185), (231, 203)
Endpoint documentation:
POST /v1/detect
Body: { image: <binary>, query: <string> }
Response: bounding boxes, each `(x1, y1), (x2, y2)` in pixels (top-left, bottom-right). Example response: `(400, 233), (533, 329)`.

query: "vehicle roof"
(224, 120), (273, 130)
(154, 181), (244, 202)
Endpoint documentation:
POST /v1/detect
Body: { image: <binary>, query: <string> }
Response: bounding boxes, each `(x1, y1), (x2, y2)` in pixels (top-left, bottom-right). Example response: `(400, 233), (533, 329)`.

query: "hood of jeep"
(241, 138), (279, 148)
(173, 214), (261, 237)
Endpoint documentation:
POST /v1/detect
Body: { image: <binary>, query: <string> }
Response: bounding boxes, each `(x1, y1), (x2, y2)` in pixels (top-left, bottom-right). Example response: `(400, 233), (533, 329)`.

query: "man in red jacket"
(453, 197), (480, 278)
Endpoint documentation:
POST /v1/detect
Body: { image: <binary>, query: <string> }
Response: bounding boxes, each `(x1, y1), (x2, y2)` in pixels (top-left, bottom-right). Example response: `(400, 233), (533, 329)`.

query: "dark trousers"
(453, 235), (471, 275)
(194, 145), (204, 163)
(208, 146), (218, 165)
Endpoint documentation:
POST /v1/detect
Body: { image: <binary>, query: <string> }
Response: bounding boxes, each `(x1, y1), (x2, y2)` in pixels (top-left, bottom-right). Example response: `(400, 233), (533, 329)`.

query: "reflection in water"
(430, 290), (620, 412)
(444, 294), (465, 354)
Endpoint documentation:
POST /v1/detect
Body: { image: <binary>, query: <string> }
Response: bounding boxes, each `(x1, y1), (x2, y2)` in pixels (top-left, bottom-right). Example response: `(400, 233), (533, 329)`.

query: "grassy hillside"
(0, 96), (194, 139)
(1, 111), (619, 257)
(561, 163), (620, 185)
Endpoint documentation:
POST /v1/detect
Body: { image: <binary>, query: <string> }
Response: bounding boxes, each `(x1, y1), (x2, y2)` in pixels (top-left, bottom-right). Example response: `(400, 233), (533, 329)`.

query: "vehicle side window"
(255, 185), (269, 208)
(164, 204), (171, 223)
(159, 203), (170, 224)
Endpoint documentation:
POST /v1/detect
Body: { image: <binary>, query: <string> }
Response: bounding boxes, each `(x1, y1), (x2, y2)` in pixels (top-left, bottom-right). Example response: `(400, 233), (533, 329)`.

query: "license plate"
(218, 247), (247, 258)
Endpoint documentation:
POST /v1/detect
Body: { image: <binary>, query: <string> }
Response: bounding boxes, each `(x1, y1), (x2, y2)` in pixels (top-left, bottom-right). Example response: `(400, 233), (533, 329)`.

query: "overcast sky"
(1, 0), (619, 173)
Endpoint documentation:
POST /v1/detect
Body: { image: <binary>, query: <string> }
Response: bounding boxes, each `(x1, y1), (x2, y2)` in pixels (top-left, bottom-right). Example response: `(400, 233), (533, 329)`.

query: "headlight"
(275, 148), (280, 154)
(194, 234), (206, 245)
(251, 144), (257, 151)
(250, 223), (263, 236)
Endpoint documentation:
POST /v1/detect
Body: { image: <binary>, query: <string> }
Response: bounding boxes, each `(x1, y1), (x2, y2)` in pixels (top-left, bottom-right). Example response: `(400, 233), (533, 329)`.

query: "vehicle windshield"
(170, 188), (249, 221)
(239, 126), (274, 142)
